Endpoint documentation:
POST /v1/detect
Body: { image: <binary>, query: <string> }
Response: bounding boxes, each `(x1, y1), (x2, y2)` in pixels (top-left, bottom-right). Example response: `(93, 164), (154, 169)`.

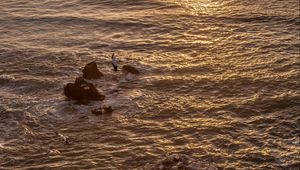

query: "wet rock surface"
(122, 65), (140, 74)
(64, 77), (105, 102)
(82, 61), (103, 79)
(141, 154), (218, 170)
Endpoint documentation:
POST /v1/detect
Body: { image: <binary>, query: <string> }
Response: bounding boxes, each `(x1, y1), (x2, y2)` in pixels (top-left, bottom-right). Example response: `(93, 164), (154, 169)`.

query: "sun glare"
(172, 0), (223, 15)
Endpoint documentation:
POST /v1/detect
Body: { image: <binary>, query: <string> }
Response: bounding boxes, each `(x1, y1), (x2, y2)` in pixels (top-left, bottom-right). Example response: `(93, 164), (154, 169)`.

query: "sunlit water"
(0, 0), (299, 169)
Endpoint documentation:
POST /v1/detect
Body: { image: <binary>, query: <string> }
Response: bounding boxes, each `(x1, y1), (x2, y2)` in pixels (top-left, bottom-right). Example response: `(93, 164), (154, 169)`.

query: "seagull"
(111, 53), (118, 72)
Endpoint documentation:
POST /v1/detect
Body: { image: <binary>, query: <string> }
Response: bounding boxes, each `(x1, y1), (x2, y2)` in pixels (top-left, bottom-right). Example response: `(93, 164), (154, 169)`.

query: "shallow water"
(0, 0), (299, 169)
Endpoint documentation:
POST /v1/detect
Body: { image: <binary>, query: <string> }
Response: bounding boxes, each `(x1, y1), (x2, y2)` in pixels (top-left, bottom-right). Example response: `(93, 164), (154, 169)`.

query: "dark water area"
(0, 0), (299, 169)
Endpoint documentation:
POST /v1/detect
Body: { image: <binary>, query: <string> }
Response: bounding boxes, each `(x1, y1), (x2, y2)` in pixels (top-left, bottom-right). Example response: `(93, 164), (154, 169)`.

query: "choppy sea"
(0, 0), (299, 169)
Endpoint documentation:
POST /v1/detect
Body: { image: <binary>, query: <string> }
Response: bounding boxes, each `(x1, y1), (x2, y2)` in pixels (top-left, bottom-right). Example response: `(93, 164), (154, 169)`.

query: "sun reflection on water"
(171, 0), (224, 15)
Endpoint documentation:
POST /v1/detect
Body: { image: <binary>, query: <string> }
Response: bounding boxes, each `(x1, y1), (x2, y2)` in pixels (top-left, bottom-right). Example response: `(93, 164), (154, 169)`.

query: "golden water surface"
(0, 0), (299, 169)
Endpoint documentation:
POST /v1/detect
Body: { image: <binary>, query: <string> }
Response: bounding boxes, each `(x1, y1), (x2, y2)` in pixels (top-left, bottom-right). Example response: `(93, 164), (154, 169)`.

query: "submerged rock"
(82, 61), (103, 79)
(92, 106), (114, 116)
(122, 65), (140, 74)
(141, 154), (218, 170)
(91, 108), (103, 115)
(103, 106), (113, 114)
(64, 77), (105, 102)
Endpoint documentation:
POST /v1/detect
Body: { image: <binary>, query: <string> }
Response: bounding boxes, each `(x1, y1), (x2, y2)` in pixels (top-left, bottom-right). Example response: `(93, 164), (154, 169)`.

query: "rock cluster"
(63, 61), (139, 106)
(141, 154), (217, 170)
(64, 77), (105, 103)
(64, 62), (105, 103)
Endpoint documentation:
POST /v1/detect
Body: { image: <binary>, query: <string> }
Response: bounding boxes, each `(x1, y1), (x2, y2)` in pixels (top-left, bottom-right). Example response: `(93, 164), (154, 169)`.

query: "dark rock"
(75, 76), (86, 84)
(122, 65), (140, 74)
(92, 108), (103, 115)
(92, 106), (113, 116)
(82, 61), (103, 79)
(64, 77), (105, 102)
(104, 106), (113, 114)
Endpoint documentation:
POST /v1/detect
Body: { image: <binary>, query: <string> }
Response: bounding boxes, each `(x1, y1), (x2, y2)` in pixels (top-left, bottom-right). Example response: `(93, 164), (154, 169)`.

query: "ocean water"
(0, 0), (299, 169)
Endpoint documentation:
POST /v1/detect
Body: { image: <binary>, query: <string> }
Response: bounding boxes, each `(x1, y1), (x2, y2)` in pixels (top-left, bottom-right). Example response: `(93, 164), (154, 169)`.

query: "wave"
(0, 75), (58, 94)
